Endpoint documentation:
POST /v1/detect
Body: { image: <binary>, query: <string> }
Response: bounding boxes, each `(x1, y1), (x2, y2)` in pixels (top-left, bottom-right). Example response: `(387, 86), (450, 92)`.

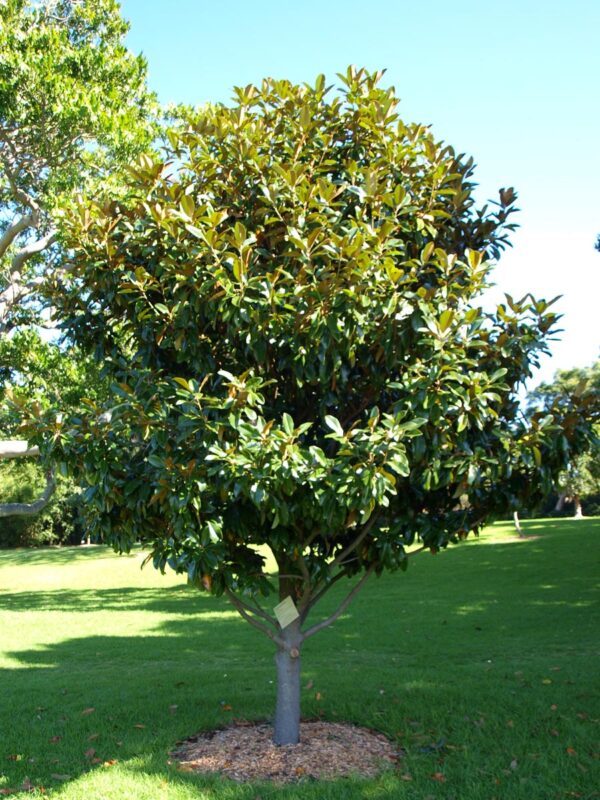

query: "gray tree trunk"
(573, 495), (584, 519)
(273, 618), (302, 745)
(554, 492), (567, 512)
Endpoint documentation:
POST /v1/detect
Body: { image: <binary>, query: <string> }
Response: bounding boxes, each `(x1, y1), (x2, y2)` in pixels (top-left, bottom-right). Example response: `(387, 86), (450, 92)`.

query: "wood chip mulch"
(170, 720), (400, 783)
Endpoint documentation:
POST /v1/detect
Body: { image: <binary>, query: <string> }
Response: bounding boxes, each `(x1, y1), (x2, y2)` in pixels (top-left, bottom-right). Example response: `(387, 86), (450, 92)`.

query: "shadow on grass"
(0, 626), (449, 799)
(0, 584), (210, 614)
(0, 544), (134, 568)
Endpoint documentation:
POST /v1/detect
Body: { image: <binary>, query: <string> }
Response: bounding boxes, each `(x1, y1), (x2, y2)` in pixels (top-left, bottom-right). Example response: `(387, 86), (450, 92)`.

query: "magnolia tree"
(27, 69), (594, 745)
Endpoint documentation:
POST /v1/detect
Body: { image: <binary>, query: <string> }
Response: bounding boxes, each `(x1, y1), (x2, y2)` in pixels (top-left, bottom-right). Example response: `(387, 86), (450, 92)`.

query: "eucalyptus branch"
(0, 271), (27, 314)
(0, 212), (36, 259)
(0, 230), (59, 327)
(12, 229), (58, 271)
(0, 148), (41, 214)
(0, 441), (40, 459)
(302, 564), (376, 640)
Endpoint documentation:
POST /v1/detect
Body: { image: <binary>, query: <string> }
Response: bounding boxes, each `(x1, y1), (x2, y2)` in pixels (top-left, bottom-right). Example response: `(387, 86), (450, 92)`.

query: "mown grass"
(0, 518), (598, 799)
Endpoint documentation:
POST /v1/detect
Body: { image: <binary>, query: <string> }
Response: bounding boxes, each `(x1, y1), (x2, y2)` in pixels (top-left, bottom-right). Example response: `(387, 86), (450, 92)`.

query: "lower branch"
(225, 588), (285, 648)
(0, 472), (55, 517)
(224, 587), (278, 626)
(302, 564), (376, 640)
(301, 567), (349, 621)
(331, 513), (379, 568)
(0, 440), (40, 459)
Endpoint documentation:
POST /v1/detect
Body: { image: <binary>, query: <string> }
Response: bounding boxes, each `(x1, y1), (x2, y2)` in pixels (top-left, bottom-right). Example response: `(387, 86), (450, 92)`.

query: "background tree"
(528, 361), (600, 517)
(0, 330), (106, 540)
(0, 0), (156, 333)
(0, 0), (156, 518)
(28, 68), (597, 745)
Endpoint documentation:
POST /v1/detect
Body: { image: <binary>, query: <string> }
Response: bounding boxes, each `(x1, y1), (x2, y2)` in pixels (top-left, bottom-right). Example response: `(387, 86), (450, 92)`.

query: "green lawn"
(0, 519), (598, 799)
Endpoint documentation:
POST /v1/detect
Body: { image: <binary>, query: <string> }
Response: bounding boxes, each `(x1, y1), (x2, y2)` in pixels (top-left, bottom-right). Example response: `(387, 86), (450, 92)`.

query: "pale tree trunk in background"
(573, 496), (584, 519)
(0, 441), (39, 458)
(513, 510), (524, 537)
(554, 492), (567, 513)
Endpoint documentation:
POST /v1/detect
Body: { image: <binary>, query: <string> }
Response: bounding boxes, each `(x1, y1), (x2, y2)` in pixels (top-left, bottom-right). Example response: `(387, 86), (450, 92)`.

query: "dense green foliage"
(0, 520), (598, 798)
(0, 0), (155, 533)
(39, 69), (589, 591)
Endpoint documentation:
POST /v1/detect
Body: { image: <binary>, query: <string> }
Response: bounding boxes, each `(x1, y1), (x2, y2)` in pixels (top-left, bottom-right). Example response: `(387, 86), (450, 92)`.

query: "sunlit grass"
(1, 518), (599, 798)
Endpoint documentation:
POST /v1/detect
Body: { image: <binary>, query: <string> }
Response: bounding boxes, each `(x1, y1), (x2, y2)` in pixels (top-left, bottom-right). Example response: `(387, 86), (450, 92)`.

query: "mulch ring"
(170, 719), (400, 783)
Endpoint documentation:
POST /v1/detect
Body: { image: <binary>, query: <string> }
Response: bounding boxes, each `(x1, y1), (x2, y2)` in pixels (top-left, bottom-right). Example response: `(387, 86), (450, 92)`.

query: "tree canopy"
(22, 68), (597, 744)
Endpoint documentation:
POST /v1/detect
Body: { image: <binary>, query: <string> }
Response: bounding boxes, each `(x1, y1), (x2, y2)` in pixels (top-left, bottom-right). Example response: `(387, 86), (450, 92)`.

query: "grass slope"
(0, 519), (598, 799)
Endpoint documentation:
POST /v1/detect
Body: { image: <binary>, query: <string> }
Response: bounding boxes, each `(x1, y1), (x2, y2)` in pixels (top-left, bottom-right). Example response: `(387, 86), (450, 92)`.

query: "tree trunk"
(554, 492), (567, 512)
(273, 618), (302, 745)
(513, 510), (523, 537)
(573, 495), (584, 519)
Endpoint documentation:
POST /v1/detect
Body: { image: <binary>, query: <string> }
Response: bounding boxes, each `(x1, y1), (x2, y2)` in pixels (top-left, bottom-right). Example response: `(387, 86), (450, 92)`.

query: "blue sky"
(121, 0), (599, 388)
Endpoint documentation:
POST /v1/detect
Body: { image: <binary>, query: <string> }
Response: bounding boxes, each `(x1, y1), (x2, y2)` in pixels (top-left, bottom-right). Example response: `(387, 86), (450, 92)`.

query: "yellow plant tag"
(273, 596), (300, 629)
